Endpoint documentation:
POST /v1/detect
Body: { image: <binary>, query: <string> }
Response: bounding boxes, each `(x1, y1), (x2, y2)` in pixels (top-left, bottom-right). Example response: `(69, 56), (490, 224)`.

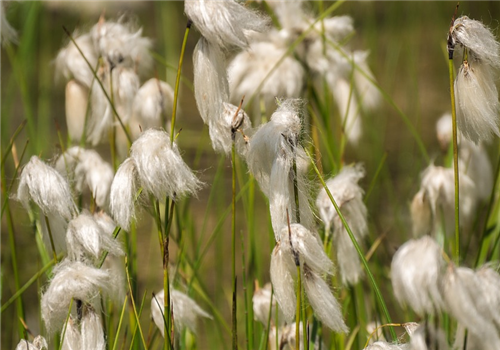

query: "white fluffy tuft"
(110, 158), (138, 231)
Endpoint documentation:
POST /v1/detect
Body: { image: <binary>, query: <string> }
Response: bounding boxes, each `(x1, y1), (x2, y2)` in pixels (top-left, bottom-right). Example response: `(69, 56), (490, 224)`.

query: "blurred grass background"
(2, 1), (500, 349)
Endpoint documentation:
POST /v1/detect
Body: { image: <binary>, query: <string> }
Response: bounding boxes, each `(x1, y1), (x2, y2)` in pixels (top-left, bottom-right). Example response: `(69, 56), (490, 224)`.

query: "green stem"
(1, 139), (29, 218)
(44, 215), (58, 263)
(125, 257), (148, 349)
(295, 266), (301, 350)
(111, 295), (129, 350)
(232, 142), (238, 350)
(292, 156), (301, 223)
(448, 59), (460, 264)
(170, 20), (192, 145)
(305, 148), (397, 341)
(109, 69), (117, 171)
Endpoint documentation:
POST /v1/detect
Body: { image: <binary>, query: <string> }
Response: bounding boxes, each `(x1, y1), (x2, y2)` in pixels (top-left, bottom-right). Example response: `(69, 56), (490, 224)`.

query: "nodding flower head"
(184, 0), (268, 50)
(130, 128), (202, 200)
(15, 336), (47, 350)
(17, 156), (78, 222)
(110, 158), (138, 231)
(252, 282), (284, 327)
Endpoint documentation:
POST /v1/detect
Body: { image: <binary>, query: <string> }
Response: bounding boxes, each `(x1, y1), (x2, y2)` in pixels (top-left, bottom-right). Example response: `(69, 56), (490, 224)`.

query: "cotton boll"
(450, 16), (500, 70)
(410, 324), (449, 350)
(56, 33), (98, 88)
(459, 140), (493, 201)
(390, 236), (445, 316)
(353, 51), (381, 111)
(130, 129), (202, 200)
(15, 336), (48, 350)
(110, 158), (138, 231)
(303, 265), (348, 333)
(41, 260), (113, 333)
(65, 80), (89, 143)
(252, 282), (284, 326)
(17, 156), (78, 222)
(455, 60), (500, 144)
(130, 78), (174, 140)
(333, 78), (362, 145)
(81, 308), (106, 350)
(435, 113), (453, 151)
(410, 189), (432, 237)
(61, 318), (81, 350)
(193, 37), (229, 126)
(441, 265), (500, 350)
(185, 0), (268, 50)
(228, 39), (305, 115)
(151, 289), (211, 337)
(270, 243), (297, 322)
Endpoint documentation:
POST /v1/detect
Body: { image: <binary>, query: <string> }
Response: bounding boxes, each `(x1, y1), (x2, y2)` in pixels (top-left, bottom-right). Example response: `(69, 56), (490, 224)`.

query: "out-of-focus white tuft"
(332, 78), (362, 145)
(228, 38), (305, 113)
(436, 113), (453, 151)
(316, 163), (367, 285)
(450, 16), (500, 70)
(110, 158), (138, 231)
(441, 265), (500, 350)
(65, 80), (89, 143)
(353, 51), (381, 110)
(130, 78), (174, 140)
(56, 147), (114, 209)
(409, 190), (432, 237)
(270, 243), (296, 322)
(362, 341), (410, 350)
(15, 336), (48, 350)
(17, 156), (78, 222)
(41, 260), (114, 334)
(151, 289), (211, 337)
(1, 2), (18, 46)
(81, 308), (106, 350)
(66, 210), (123, 262)
(303, 265), (348, 333)
(56, 33), (97, 88)
(454, 60), (500, 144)
(184, 0), (268, 50)
(130, 129), (202, 200)
(410, 324), (449, 350)
(390, 236), (445, 316)
(252, 282), (284, 327)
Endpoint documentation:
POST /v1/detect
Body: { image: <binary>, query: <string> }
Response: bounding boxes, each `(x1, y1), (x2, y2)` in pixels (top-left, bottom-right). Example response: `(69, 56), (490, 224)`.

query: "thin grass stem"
(112, 295), (129, 350)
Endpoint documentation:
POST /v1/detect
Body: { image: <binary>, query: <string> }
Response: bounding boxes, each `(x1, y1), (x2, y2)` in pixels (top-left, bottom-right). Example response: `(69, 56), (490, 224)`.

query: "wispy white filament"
(61, 318), (81, 350)
(270, 243), (296, 322)
(110, 158), (138, 231)
(252, 282), (283, 326)
(410, 324), (449, 350)
(81, 308), (106, 350)
(15, 336), (48, 350)
(56, 33), (97, 88)
(391, 236), (445, 315)
(363, 341), (409, 350)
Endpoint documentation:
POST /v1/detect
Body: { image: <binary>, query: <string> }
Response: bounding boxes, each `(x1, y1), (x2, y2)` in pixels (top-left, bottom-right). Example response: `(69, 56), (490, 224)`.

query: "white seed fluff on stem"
(81, 308), (106, 350)
(303, 265), (348, 333)
(65, 80), (89, 143)
(409, 189), (432, 237)
(353, 51), (381, 111)
(316, 164), (367, 285)
(454, 60), (500, 144)
(15, 336), (48, 350)
(450, 16), (500, 70)
(390, 236), (445, 316)
(363, 341), (409, 350)
(17, 156), (78, 222)
(130, 78), (174, 140)
(55, 32), (98, 88)
(151, 289), (211, 337)
(184, 0), (268, 50)
(109, 158), (138, 231)
(332, 78), (362, 145)
(252, 282), (284, 327)
(442, 265), (500, 350)
(130, 129), (202, 200)
(270, 243), (297, 322)
(193, 37), (229, 125)
(61, 318), (81, 350)
(410, 324), (449, 350)
(41, 260), (113, 334)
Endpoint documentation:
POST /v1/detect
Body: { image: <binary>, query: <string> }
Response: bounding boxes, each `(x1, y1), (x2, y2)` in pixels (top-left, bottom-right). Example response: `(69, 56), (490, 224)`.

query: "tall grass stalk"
(231, 142), (238, 350)
(305, 148), (397, 341)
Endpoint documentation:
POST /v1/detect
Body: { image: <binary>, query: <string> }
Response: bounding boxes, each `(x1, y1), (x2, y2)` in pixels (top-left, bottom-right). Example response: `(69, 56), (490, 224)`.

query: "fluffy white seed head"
(410, 324), (449, 350)
(450, 16), (500, 69)
(130, 129), (202, 200)
(441, 265), (500, 349)
(56, 147), (114, 209)
(409, 189), (432, 237)
(185, 0), (268, 50)
(61, 318), (81, 350)
(363, 341), (409, 350)
(110, 158), (138, 231)
(81, 307), (106, 350)
(252, 282), (284, 326)
(41, 260), (114, 333)
(390, 236), (445, 315)
(436, 113), (453, 150)
(130, 78), (174, 140)
(17, 156), (78, 222)
(228, 39), (305, 114)
(151, 289), (211, 336)
(193, 37), (229, 126)
(15, 336), (48, 350)
(353, 51), (381, 111)
(270, 243), (297, 322)
(455, 60), (500, 144)
(56, 33), (98, 87)
(303, 265), (348, 333)
(333, 78), (362, 145)
(65, 80), (89, 143)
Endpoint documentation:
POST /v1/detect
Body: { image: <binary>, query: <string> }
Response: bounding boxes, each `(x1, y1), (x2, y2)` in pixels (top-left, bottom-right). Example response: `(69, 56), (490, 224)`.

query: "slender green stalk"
(448, 58), (460, 264)
(292, 157), (301, 223)
(295, 265), (301, 350)
(1, 120), (26, 168)
(232, 142), (238, 350)
(109, 69), (118, 171)
(163, 236), (172, 350)
(262, 287), (274, 350)
(240, 233), (252, 350)
(170, 20), (192, 145)
(305, 148), (397, 341)
(1, 139), (29, 218)
(98, 227), (121, 268)
(125, 257), (148, 349)
(364, 152), (387, 203)
(44, 215), (58, 263)
(58, 299), (74, 350)
(112, 295), (129, 350)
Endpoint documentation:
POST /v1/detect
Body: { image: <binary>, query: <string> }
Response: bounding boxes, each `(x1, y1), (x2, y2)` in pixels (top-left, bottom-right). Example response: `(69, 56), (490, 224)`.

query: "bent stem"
(170, 20), (192, 145)
(304, 148), (397, 341)
(448, 58), (460, 264)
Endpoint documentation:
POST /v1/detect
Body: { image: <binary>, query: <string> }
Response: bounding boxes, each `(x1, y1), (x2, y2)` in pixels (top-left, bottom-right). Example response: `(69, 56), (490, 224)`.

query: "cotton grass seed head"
(270, 242), (297, 322)
(15, 336), (48, 350)
(363, 341), (409, 350)
(130, 128), (202, 200)
(41, 260), (115, 333)
(110, 158), (138, 231)
(81, 307), (106, 350)
(410, 323), (449, 350)
(17, 156), (78, 222)
(184, 0), (268, 50)
(65, 80), (89, 143)
(252, 282), (284, 326)
(454, 60), (500, 144)
(390, 236), (445, 316)
(151, 289), (211, 337)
